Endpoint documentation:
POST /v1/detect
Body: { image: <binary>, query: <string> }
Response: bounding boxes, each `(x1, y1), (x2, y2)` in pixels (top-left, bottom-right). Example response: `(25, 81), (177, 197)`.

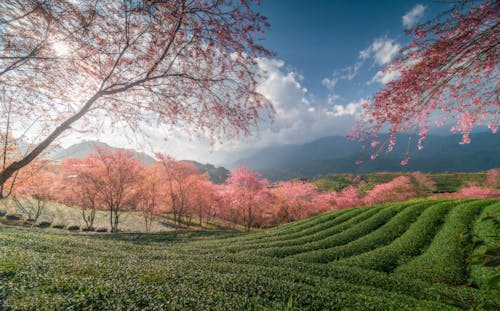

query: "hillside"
(49, 141), (156, 164)
(234, 132), (500, 180)
(1, 199), (498, 310)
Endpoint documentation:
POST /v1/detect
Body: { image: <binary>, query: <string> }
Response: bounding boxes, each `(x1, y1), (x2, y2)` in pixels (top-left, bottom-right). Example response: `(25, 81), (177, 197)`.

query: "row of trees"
(6, 147), (498, 232)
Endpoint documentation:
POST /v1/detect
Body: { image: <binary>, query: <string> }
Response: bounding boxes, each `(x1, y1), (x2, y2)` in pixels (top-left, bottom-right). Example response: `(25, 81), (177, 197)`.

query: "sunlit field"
(1, 199), (499, 310)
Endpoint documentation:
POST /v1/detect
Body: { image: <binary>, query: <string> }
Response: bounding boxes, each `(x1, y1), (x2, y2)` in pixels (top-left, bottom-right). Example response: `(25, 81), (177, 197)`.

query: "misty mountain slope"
(234, 132), (500, 180)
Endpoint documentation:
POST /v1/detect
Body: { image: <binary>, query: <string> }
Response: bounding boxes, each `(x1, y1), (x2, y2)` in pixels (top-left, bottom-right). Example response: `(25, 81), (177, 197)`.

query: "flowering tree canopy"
(0, 0), (272, 196)
(352, 1), (499, 161)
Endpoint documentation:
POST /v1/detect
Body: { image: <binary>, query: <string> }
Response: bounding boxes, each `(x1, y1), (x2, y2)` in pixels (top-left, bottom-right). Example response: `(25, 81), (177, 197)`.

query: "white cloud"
(321, 77), (338, 89)
(322, 37), (400, 99)
(402, 4), (426, 28)
(327, 93), (340, 104)
(361, 37), (401, 66)
(248, 58), (359, 143)
(58, 58), (361, 166)
(329, 100), (363, 117)
(370, 68), (401, 85)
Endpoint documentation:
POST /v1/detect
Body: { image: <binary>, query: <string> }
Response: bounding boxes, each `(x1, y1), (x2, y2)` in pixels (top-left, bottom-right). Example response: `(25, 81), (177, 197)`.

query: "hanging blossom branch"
(350, 0), (499, 164)
(0, 0), (273, 197)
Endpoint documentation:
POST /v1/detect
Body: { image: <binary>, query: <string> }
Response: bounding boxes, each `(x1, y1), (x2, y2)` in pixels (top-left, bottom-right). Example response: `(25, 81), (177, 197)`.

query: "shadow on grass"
(85, 229), (244, 245)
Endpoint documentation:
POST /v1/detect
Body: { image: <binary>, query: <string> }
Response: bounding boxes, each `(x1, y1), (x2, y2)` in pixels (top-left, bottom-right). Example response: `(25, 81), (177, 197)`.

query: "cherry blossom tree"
(271, 180), (317, 223)
(0, 0), (272, 198)
(187, 173), (217, 226)
(485, 168), (500, 189)
(10, 159), (55, 222)
(225, 166), (269, 230)
(72, 148), (142, 232)
(352, 1), (499, 161)
(136, 163), (168, 232)
(328, 186), (362, 210)
(57, 157), (102, 230)
(0, 132), (21, 199)
(363, 176), (417, 205)
(157, 154), (199, 226)
(212, 184), (239, 228)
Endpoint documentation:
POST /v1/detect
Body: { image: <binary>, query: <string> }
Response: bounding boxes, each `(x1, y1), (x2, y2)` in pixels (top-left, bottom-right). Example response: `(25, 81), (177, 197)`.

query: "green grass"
(1, 198), (499, 310)
(395, 200), (496, 285)
(429, 172), (487, 193)
(286, 201), (432, 262)
(336, 200), (456, 271)
(312, 173), (356, 192)
(468, 203), (500, 290)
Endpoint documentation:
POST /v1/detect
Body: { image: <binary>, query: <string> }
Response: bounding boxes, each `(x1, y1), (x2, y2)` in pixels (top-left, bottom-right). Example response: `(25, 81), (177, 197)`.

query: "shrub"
(468, 202), (500, 290)
(52, 224), (65, 229)
(0, 210), (7, 217)
(96, 228), (108, 233)
(82, 227), (96, 232)
(254, 204), (394, 257)
(395, 200), (490, 285)
(6, 214), (21, 221)
(37, 221), (52, 228)
(67, 225), (80, 231)
(291, 201), (430, 263)
(338, 200), (453, 271)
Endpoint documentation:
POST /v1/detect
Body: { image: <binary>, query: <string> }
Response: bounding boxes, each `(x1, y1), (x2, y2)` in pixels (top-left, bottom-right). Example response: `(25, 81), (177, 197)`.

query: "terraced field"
(1, 199), (499, 310)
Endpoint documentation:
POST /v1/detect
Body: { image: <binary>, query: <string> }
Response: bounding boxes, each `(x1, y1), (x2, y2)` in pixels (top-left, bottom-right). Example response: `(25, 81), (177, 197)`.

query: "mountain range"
(45, 132), (499, 182)
(233, 132), (500, 180)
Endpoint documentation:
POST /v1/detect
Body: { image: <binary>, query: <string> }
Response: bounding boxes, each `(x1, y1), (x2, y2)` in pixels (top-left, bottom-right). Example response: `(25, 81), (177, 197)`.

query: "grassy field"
(0, 199), (173, 232)
(1, 198), (499, 310)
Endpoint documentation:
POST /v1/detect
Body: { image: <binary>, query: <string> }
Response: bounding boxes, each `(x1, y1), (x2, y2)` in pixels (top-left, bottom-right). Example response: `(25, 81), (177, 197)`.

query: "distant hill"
(184, 161), (230, 184)
(49, 141), (156, 164)
(233, 132), (500, 181)
(49, 141), (230, 183)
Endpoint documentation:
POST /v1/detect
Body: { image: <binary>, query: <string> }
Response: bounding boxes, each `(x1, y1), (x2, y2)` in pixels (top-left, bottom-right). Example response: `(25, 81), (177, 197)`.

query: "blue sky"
(257, 0), (442, 106)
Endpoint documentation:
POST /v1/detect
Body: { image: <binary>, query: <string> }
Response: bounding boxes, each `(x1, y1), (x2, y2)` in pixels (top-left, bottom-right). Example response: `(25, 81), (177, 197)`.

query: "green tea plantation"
(1, 199), (499, 310)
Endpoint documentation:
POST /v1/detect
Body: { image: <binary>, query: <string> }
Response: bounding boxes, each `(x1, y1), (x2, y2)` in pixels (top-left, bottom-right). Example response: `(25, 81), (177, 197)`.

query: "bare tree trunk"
(109, 206), (119, 233)
(33, 197), (44, 222)
(0, 94), (12, 199)
(82, 208), (96, 229)
(143, 211), (153, 232)
(113, 207), (120, 232)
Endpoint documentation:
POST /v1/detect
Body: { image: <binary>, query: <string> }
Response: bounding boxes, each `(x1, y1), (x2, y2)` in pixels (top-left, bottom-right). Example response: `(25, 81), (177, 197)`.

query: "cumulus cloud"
(59, 58), (362, 165)
(236, 58), (360, 147)
(369, 68), (401, 85)
(361, 37), (401, 66)
(329, 101), (362, 117)
(402, 4), (426, 28)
